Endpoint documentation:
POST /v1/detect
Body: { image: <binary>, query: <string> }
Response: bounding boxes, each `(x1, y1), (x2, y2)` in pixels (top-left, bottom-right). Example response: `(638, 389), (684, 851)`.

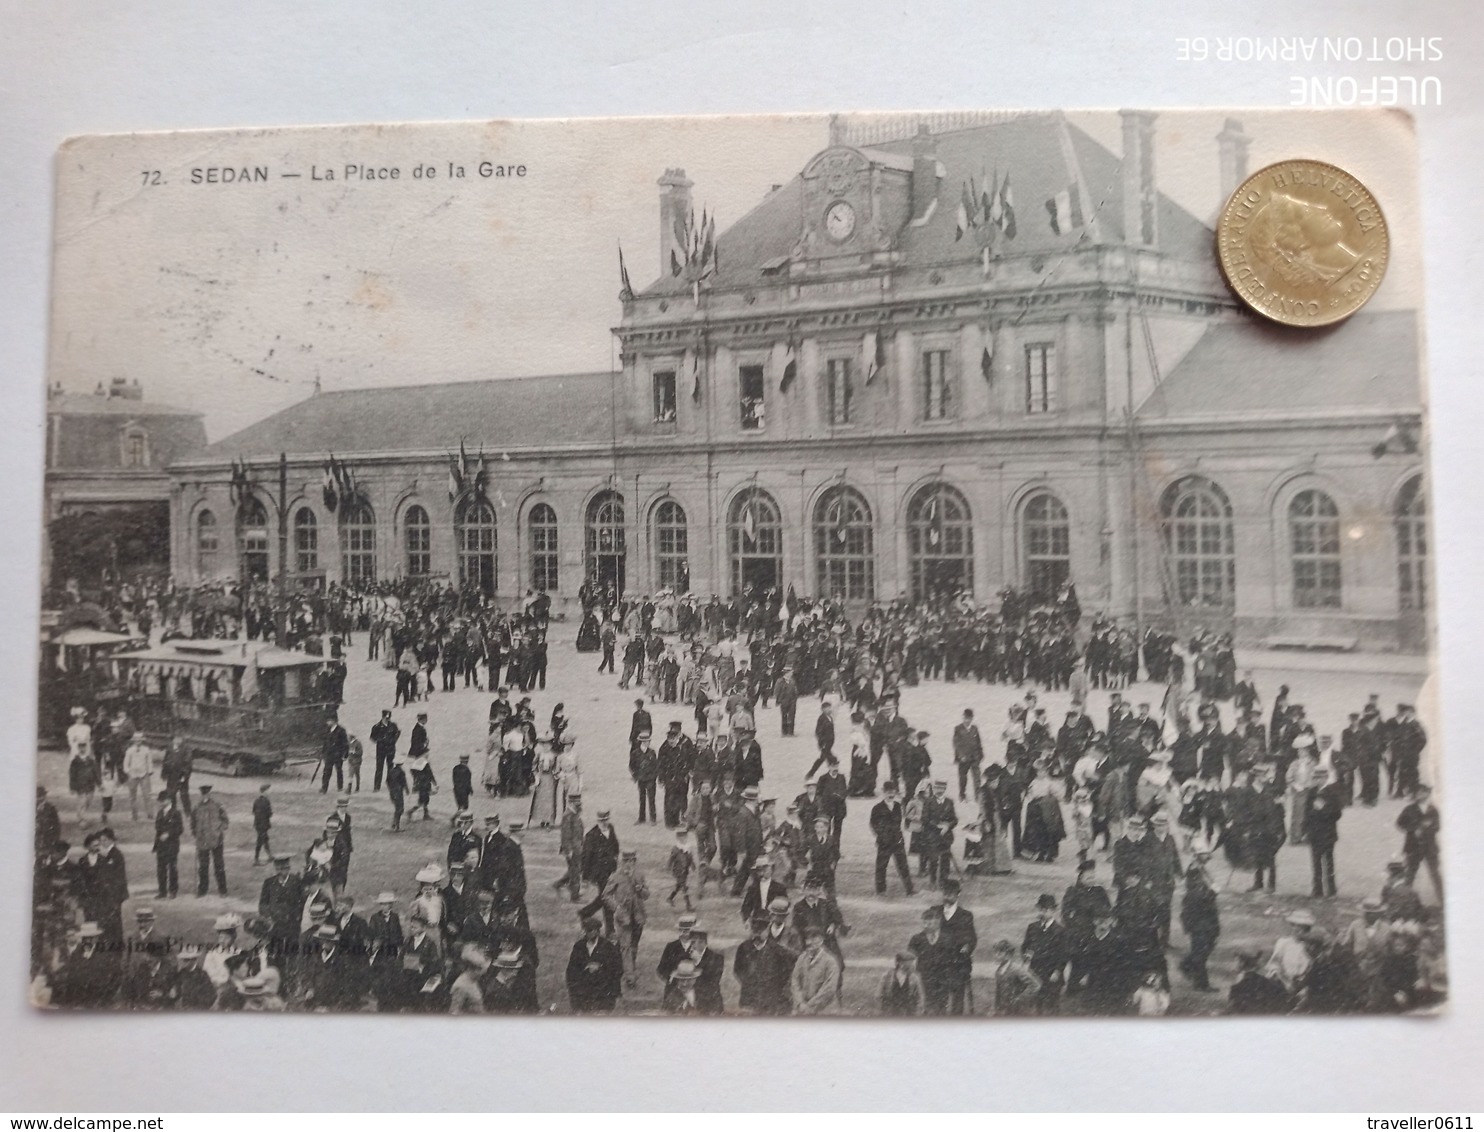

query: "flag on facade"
(741, 501), (758, 545)
(322, 457), (339, 512)
(779, 340), (797, 392)
(925, 495), (944, 549)
(954, 184), (971, 242)
(670, 249), (682, 277)
(998, 173), (1017, 238)
(689, 348), (702, 404)
(988, 170), (1003, 230)
(1044, 183), (1085, 235)
(864, 330), (884, 385)
(446, 452), (463, 501)
(981, 344), (993, 384)
(618, 242), (634, 299)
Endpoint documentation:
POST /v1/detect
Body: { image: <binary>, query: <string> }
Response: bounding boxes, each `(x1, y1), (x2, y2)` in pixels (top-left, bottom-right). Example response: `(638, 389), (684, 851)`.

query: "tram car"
(114, 639), (337, 774)
(36, 619), (143, 742)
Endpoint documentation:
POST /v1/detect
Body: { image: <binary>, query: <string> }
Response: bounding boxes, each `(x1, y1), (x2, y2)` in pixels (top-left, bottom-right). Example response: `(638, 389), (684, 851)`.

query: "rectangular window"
(739, 365), (765, 431)
(125, 434), (148, 467)
(652, 370), (677, 423)
(531, 523), (559, 592)
(923, 349), (951, 420)
(295, 528), (318, 574)
(1025, 342), (1057, 414)
(406, 526), (430, 578)
(826, 357), (854, 426)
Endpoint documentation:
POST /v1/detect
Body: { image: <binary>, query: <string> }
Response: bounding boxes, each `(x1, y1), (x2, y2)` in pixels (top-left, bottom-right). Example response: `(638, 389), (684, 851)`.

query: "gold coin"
(1216, 159), (1389, 328)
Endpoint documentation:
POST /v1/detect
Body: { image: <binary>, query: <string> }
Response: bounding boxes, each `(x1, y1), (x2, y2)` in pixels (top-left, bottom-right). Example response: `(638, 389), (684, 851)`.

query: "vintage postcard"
(33, 109), (1440, 1017)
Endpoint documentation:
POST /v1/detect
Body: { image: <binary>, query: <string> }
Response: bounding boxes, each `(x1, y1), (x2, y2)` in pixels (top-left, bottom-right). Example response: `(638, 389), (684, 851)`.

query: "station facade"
(168, 112), (1428, 650)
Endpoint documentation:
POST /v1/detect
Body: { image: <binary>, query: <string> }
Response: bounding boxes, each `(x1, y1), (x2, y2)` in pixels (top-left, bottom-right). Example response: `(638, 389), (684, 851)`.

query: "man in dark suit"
(320, 715), (350, 794)
(908, 905), (957, 1014)
(628, 699), (652, 746)
(366, 892), (403, 1010)
(809, 702), (835, 777)
(730, 788), (765, 895)
(447, 811), (481, 870)
(738, 859), (789, 924)
(258, 853), (305, 961)
(1023, 893), (1069, 1014)
(686, 928), (726, 1015)
(492, 821), (528, 912)
(565, 915), (624, 1013)
(370, 709), (400, 792)
(657, 722), (694, 828)
(579, 809), (621, 928)
(816, 759), (849, 851)
(734, 729), (765, 792)
(477, 814), (508, 893)
(952, 710), (984, 801)
(656, 913), (699, 985)
(869, 780), (914, 896)
(408, 712), (431, 760)
(460, 887), (500, 951)
(733, 913), (795, 1015)
(937, 877), (977, 1015)
(920, 780), (958, 888)
(1396, 782), (1443, 903)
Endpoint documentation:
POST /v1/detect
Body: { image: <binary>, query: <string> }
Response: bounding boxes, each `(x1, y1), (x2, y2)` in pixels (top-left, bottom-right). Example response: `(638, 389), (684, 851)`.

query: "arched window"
(529, 503), (559, 593)
(814, 486), (875, 601)
(1396, 476), (1427, 612)
(404, 505), (430, 578)
(1022, 491), (1070, 599)
(196, 509), (219, 577)
(728, 487), (782, 597)
(456, 497), (497, 595)
(237, 497), (270, 582)
(653, 500), (689, 592)
(340, 501), (377, 585)
(907, 482), (973, 600)
(293, 507), (319, 574)
(1289, 489), (1341, 609)
(1160, 477), (1235, 609)
(585, 490), (625, 594)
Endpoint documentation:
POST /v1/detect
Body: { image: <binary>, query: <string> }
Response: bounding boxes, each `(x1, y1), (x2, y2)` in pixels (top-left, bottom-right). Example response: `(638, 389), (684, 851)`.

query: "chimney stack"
(1216, 117), (1251, 200)
(657, 168), (694, 277)
(910, 123), (939, 223)
(1119, 109), (1159, 248)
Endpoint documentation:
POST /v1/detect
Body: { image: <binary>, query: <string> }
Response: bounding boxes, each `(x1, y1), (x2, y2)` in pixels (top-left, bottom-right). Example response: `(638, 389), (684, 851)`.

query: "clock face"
(824, 200), (856, 242)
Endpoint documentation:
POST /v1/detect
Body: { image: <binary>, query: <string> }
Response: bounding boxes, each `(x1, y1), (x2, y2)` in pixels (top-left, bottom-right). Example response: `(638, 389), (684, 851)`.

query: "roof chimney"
(910, 124), (939, 223)
(658, 168), (694, 278)
(1119, 109), (1159, 248)
(1216, 117), (1251, 201)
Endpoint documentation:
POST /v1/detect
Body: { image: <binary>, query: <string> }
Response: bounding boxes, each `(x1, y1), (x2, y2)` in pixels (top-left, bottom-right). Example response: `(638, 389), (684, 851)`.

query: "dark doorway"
(737, 555), (779, 595)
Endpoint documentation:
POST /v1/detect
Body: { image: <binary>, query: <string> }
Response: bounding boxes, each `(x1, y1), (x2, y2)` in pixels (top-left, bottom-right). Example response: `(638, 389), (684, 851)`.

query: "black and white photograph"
(32, 107), (1442, 1019)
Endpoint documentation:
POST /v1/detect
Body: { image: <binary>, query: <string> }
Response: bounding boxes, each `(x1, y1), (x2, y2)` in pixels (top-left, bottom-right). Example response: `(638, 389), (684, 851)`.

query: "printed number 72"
(141, 171), (162, 186)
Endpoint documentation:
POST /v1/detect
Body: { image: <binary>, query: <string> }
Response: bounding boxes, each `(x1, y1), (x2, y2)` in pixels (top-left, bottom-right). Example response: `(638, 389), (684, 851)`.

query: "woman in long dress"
(655, 591), (678, 634)
(557, 740), (581, 810)
(575, 610), (601, 652)
(1020, 761), (1066, 862)
(528, 741), (560, 828)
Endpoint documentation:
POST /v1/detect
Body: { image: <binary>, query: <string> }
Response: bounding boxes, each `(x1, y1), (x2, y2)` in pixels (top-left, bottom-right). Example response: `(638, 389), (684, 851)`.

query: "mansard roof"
(1141, 309), (1420, 419)
(198, 371), (619, 460)
(644, 111), (1214, 295)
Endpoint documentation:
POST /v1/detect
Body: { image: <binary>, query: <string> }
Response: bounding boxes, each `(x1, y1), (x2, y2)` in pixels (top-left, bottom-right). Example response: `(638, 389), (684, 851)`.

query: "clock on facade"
(824, 200), (856, 241)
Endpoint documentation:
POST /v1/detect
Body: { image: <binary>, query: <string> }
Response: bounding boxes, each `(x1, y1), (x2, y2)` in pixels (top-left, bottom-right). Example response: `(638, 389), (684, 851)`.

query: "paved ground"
(37, 621), (1435, 1015)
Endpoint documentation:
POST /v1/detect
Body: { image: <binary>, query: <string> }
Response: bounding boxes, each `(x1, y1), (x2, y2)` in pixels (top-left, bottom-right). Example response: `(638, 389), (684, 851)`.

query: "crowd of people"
(32, 575), (1447, 1015)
